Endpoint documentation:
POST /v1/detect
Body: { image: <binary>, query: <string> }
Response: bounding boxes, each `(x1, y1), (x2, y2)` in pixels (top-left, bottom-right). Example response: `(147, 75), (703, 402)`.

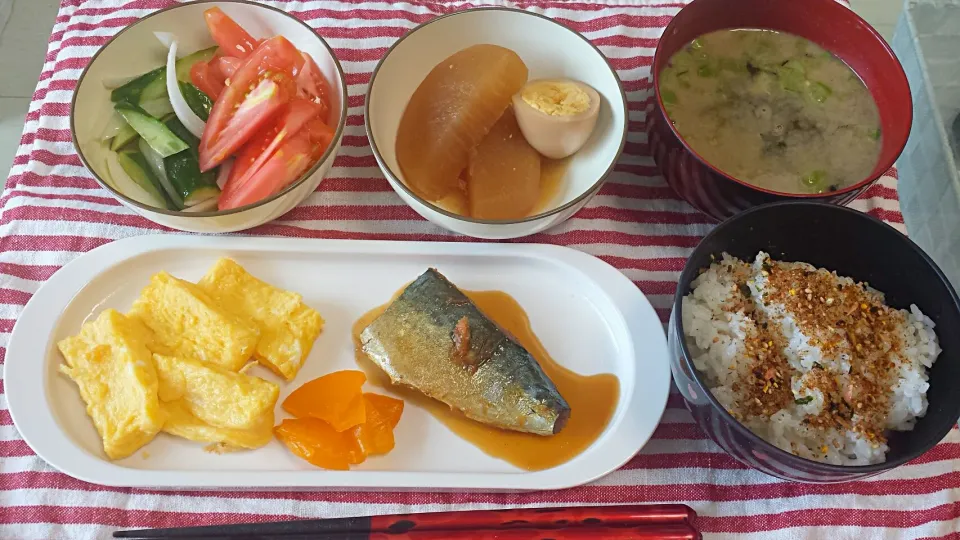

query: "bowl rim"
(69, 0), (349, 218)
(650, 0), (913, 200)
(364, 6), (629, 226)
(672, 200), (960, 473)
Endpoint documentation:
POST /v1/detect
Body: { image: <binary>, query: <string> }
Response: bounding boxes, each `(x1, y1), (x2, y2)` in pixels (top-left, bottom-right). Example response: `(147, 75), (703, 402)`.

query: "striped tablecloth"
(1, 1), (956, 538)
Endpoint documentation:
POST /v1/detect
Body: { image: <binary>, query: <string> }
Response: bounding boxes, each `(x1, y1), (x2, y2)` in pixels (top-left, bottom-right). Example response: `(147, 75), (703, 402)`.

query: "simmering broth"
(659, 29), (881, 194)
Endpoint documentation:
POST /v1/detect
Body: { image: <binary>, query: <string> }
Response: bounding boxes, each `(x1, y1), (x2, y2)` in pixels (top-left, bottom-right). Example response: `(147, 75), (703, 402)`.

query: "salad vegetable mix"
(98, 7), (336, 212)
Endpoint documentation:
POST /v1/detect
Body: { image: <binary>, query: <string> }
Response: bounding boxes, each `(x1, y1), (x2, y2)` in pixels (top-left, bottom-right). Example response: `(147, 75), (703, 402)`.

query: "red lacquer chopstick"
(113, 504), (698, 538)
(364, 524), (701, 539)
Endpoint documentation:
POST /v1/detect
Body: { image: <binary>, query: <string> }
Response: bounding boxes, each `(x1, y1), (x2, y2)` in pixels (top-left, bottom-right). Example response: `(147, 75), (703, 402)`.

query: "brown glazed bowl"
(648, 0), (912, 221)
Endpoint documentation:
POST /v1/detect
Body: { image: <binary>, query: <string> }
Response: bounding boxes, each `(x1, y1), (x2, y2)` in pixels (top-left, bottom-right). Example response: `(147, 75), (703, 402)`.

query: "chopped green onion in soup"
(657, 28), (882, 195)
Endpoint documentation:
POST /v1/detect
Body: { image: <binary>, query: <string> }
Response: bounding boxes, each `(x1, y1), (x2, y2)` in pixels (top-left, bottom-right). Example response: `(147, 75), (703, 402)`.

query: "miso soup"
(658, 29), (881, 194)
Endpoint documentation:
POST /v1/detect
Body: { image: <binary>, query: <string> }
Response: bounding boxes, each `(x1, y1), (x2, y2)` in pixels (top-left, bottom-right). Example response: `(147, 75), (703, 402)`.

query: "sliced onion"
(163, 36), (206, 138)
(138, 138), (167, 181)
(183, 197), (219, 212)
(154, 31), (175, 49)
(101, 74), (137, 89)
(100, 156), (119, 191)
(104, 152), (156, 207)
(216, 159), (233, 189)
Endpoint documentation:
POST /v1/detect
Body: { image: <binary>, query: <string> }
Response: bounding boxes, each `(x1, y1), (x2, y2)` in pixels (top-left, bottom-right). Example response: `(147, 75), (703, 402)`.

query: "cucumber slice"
(175, 46), (218, 82)
(163, 118), (219, 206)
(115, 151), (172, 209)
(164, 150), (218, 207)
(137, 137), (168, 183)
(101, 156), (120, 191)
(183, 196), (219, 212)
(104, 154), (159, 208)
(179, 81), (213, 121)
(110, 122), (139, 151)
(139, 138), (184, 210)
(140, 71), (168, 103)
(182, 185), (220, 206)
(140, 97), (174, 119)
(119, 46), (218, 108)
(110, 67), (164, 103)
(115, 102), (188, 157)
(164, 115), (200, 148)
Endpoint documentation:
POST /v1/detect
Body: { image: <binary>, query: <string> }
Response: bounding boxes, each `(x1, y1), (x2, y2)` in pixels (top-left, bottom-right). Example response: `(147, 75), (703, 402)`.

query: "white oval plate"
(5, 236), (670, 491)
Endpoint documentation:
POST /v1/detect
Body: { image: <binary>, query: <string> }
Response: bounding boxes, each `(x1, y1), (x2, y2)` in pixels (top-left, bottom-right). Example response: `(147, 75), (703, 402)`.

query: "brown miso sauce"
(352, 288), (619, 471)
(433, 156), (571, 219)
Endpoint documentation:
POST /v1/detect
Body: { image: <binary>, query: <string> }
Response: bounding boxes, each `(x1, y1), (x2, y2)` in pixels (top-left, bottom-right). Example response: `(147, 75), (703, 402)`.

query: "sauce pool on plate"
(353, 288), (620, 471)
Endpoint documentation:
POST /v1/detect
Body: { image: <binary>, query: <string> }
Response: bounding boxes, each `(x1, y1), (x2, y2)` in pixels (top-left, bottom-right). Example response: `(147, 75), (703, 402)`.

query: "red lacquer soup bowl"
(648, 0), (912, 221)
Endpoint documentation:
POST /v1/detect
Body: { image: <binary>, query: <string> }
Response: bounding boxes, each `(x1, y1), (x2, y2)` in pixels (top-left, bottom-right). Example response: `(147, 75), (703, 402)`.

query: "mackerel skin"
(360, 269), (570, 436)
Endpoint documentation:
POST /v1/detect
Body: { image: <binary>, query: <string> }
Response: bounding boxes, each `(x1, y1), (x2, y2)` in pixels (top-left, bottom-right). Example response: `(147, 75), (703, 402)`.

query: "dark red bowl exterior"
(648, 0), (912, 221)
(669, 202), (960, 483)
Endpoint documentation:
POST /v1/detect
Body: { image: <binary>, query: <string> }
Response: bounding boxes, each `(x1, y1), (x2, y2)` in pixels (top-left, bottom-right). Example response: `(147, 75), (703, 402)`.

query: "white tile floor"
(0, 0), (907, 185)
(0, 0), (59, 181)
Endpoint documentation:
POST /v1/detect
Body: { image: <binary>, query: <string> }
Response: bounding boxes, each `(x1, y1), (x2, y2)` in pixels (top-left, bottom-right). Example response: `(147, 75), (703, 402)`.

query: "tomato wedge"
(218, 116), (333, 210)
(198, 36), (301, 171)
(190, 60), (225, 100)
(199, 76), (293, 171)
(204, 7), (260, 58)
(216, 56), (243, 79)
(296, 53), (333, 124)
(224, 97), (325, 194)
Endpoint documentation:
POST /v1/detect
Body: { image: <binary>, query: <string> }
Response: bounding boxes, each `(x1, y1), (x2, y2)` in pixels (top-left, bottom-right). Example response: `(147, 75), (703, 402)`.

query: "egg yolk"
(520, 81), (591, 116)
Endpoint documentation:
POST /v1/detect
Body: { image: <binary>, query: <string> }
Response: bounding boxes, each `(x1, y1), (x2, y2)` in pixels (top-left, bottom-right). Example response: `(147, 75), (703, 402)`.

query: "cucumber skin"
(110, 67), (164, 103)
(164, 116), (200, 148)
(163, 117), (219, 202)
(116, 151), (173, 209)
(179, 82), (213, 121)
(175, 46), (218, 82)
(111, 45), (217, 105)
(164, 152), (218, 202)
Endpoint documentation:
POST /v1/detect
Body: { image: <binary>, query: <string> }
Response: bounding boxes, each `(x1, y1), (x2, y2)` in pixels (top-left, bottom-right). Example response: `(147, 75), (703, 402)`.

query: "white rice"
(682, 252), (939, 465)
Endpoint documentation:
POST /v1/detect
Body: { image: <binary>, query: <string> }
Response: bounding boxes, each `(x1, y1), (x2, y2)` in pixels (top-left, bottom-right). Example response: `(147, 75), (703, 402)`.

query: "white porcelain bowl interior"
(71, 0), (347, 233)
(366, 8), (628, 240)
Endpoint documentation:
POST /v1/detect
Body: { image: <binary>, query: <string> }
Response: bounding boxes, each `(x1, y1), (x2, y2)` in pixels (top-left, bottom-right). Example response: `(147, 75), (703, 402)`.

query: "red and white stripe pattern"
(1, 1), (954, 538)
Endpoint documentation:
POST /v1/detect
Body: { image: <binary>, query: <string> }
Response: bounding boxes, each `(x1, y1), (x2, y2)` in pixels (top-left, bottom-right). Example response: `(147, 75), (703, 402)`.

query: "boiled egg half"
(512, 79), (601, 159)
